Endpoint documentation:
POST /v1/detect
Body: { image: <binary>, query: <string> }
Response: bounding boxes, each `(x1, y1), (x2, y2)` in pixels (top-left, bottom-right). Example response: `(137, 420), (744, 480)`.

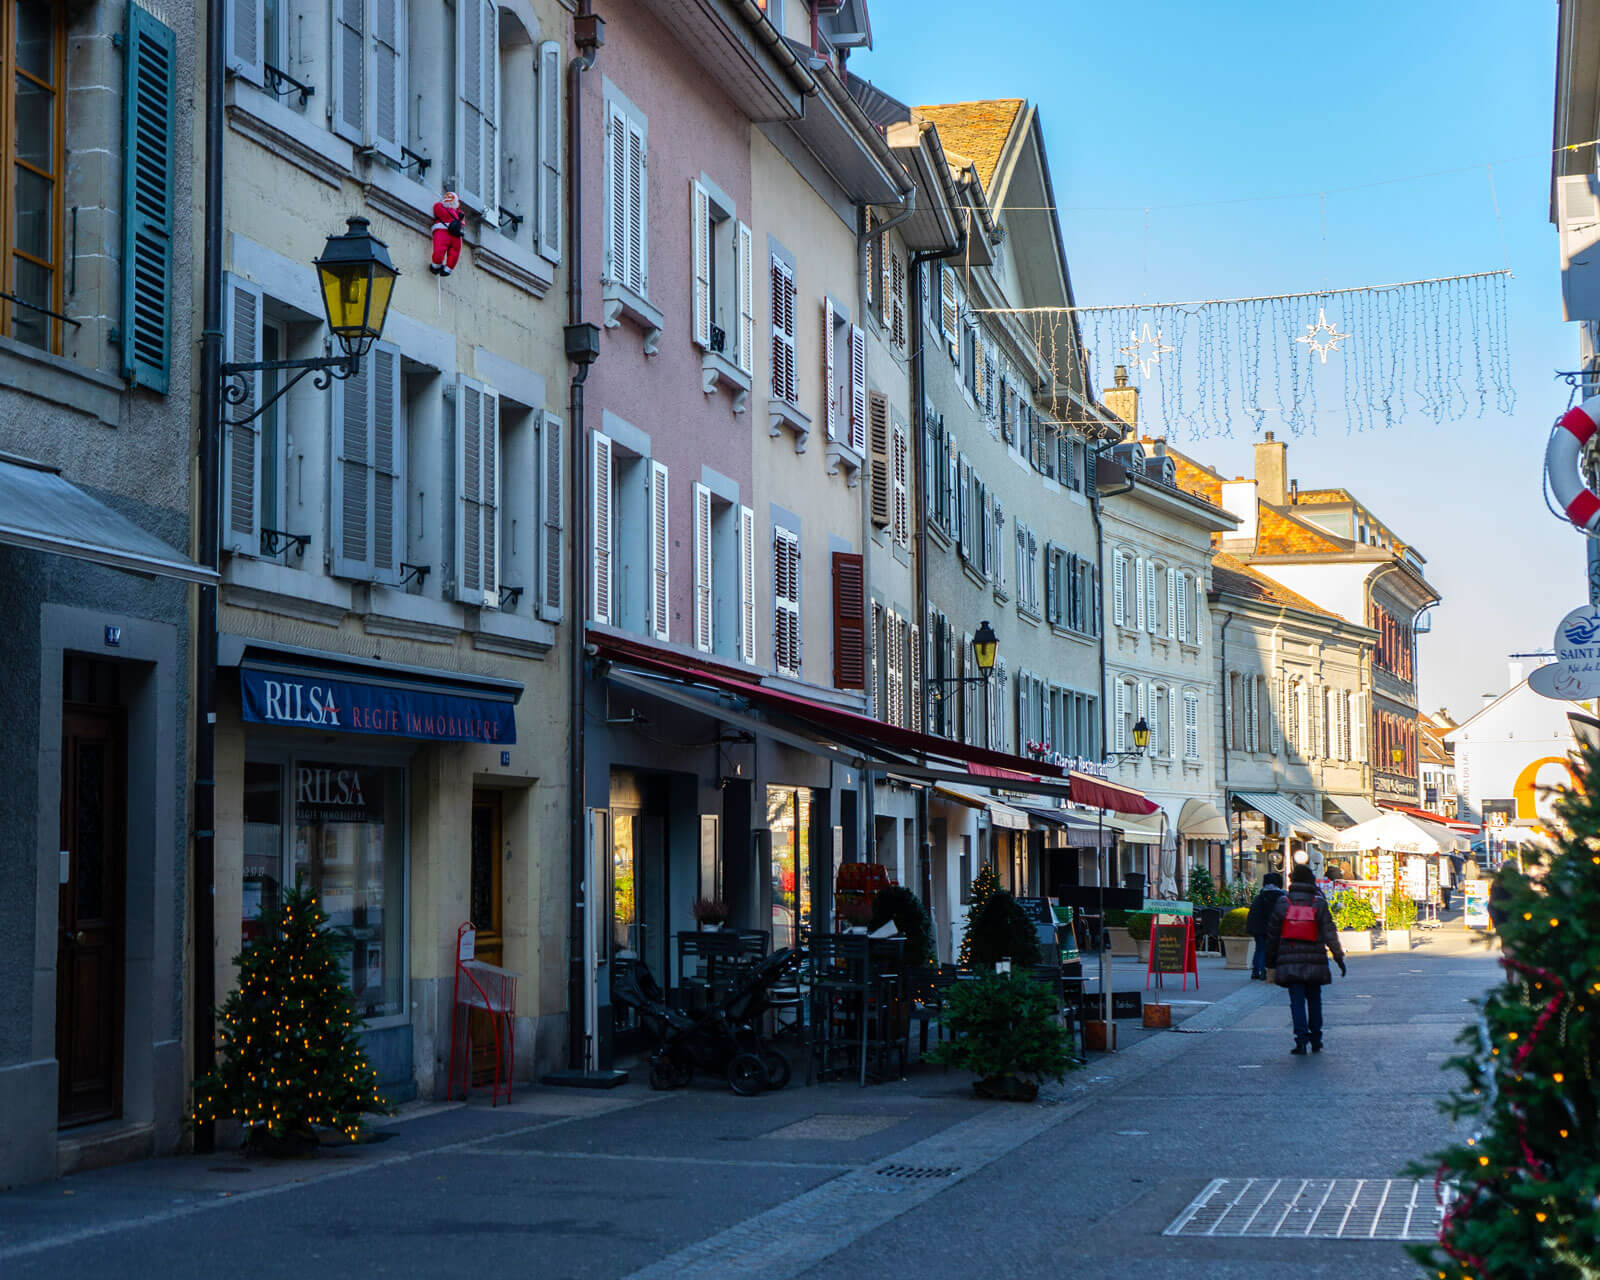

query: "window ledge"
(959, 559), (988, 590)
(824, 439), (862, 485)
(926, 523), (951, 552)
(0, 337), (124, 426)
(360, 162), (437, 238)
(603, 282), (664, 354)
(470, 607), (556, 658)
(221, 555), (349, 627)
(1017, 604), (1043, 625)
(993, 587), (1010, 605)
(474, 228), (555, 300)
(701, 350), (750, 413)
(224, 77), (351, 189)
(767, 398), (812, 453)
(360, 585), (462, 645)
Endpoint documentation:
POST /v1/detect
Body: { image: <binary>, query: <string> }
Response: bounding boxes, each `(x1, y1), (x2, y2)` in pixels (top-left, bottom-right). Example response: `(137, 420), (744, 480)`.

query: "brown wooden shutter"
(832, 551), (866, 690)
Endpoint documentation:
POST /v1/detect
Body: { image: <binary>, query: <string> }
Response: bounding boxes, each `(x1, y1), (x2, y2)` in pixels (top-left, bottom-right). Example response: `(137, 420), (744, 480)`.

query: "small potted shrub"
(691, 897), (729, 930)
(1219, 907), (1252, 968)
(928, 970), (1076, 1101)
(870, 885), (936, 967)
(1126, 910), (1154, 962)
(1330, 893), (1377, 952)
(1101, 907), (1137, 957)
(1384, 892), (1417, 951)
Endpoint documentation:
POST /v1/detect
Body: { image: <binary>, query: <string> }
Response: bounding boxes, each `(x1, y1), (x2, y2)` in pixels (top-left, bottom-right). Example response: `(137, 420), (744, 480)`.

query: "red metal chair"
(446, 923), (518, 1106)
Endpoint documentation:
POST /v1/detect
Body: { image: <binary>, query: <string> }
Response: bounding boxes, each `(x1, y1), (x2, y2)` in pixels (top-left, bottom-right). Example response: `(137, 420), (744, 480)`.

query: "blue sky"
(854, 0), (1573, 719)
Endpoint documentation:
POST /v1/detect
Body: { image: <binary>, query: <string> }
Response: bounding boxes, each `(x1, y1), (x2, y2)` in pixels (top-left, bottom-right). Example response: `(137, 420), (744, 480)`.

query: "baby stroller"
(611, 948), (798, 1094)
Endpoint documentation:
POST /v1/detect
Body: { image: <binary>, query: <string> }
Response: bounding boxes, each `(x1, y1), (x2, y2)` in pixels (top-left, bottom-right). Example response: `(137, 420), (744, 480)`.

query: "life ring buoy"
(1548, 398), (1600, 532)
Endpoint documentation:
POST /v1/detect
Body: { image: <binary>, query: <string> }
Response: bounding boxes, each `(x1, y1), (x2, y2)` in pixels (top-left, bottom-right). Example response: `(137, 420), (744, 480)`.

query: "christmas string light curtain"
(983, 271), (1515, 439)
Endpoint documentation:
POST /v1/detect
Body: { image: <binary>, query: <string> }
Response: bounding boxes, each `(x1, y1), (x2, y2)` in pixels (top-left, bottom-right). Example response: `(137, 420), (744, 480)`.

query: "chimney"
(1289, 478), (1299, 504)
(1255, 431), (1288, 506)
(1102, 364), (1138, 435)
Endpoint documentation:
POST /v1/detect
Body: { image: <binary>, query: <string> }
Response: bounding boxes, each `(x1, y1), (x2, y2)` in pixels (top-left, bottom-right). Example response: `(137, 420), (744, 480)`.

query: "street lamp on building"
(220, 217), (399, 425)
(1104, 716), (1150, 765)
(926, 618), (999, 703)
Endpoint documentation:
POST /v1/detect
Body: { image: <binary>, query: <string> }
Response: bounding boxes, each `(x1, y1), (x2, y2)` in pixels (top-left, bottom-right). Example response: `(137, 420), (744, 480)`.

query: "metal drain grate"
(1165, 1179), (1442, 1240)
(874, 1163), (959, 1181)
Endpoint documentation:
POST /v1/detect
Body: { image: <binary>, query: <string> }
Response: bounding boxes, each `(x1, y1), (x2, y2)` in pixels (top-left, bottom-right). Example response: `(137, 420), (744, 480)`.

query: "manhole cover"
(874, 1163), (959, 1181)
(1165, 1178), (1442, 1240)
(763, 1114), (899, 1141)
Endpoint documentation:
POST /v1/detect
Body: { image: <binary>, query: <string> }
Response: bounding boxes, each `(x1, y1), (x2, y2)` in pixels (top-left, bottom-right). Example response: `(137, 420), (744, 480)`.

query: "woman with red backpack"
(1265, 864), (1347, 1055)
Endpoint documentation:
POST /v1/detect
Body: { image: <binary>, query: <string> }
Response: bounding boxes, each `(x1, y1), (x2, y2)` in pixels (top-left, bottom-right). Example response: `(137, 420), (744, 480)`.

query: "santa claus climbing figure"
(430, 191), (466, 276)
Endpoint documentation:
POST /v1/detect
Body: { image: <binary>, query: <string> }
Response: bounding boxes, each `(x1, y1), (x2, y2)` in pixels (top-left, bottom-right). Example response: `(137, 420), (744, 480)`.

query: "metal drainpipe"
(1218, 610), (1232, 882)
(1092, 456), (1132, 761)
(193, 0), (227, 1155)
(565, 8), (599, 1073)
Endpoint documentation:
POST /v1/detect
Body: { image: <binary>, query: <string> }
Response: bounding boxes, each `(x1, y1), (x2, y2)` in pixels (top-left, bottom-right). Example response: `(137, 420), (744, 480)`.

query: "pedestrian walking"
(1244, 872), (1285, 981)
(1266, 864), (1346, 1055)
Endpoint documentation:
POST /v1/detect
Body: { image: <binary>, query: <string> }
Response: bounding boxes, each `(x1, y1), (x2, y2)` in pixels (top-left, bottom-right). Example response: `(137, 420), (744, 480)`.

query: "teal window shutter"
(121, 4), (177, 393)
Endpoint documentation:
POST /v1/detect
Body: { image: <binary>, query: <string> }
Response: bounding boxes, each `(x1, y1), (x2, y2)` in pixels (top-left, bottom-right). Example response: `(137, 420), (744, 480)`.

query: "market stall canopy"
(1377, 801), (1477, 834)
(1234, 791), (1340, 844)
(0, 452), (217, 585)
(1330, 811), (1471, 855)
(1326, 794), (1383, 825)
(933, 784), (1029, 830)
(1177, 798), (1229, 839)
(1017, 805), (1118, 846)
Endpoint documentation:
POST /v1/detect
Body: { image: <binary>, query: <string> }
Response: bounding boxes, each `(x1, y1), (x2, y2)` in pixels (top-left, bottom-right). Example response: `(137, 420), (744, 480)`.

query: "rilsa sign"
(241, 668), (516, 744)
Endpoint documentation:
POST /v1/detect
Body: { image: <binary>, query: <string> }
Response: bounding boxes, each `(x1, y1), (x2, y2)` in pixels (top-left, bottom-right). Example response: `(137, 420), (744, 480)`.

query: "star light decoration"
(1295, 307), (1350, 364)
(1119, 322), (1174, 378)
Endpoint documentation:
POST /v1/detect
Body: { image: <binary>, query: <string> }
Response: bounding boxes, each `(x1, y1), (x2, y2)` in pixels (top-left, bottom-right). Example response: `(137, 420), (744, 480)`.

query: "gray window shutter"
(455, 0), (496, 211)
(331, 356), (373, 579)
(226, 0), (263, 84)
(453, 376), (499, 606)
(121, 4), (176, 392)
(539, 410), (564, 621)
(332, 0), (364, 143)
(220, 274), (263, 555)
(537, 41), (563, 262)
(370, 344), (403, 582)
(367, 0), (406, 162)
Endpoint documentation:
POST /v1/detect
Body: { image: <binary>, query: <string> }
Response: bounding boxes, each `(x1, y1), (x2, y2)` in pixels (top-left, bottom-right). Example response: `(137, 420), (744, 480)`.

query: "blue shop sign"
(241, 667), (516, 744)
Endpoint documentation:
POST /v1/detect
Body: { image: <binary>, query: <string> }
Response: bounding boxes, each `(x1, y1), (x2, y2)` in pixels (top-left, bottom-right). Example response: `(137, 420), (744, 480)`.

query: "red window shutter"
(832, 551), (866, 690)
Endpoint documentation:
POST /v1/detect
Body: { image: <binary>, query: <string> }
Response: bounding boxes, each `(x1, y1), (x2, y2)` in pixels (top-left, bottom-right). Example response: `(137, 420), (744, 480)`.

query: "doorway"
(57, 658), (127, 1127)
(609, 770), (668, 1044)
(469, 790), (504, 965)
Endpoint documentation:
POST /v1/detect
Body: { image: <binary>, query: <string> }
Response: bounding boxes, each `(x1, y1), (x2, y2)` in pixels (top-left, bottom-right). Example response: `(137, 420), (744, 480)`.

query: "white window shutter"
(1147, 564), (1159, 634)
(451, 376), (497, 605)
(332, 0), (364, 143)
(910, 622), (923, 733)
(770, 257), (795, 401)
(691, 181), (711, 347)
(536, 41), (563, 262)
(332, 357), (375, 580)
(649, 460), (670, 641)
(736, 222), (754, 374)
(848, 324), (867, 455)
(221, 274), (263, 556)
(455, 0), (485, 207)
(738, 504), (756, 663)
(823, 297), (837, 439)
(626, 117), (646, 295)
(367, 0), (405, 162)
(481, 388), (500, 603)
(891, 421), (909, 548)
(226, 0), (263, 84)
(868, 391), (891, 529)
(538, 411), (564, 622)
(774, 529), (800, 676)
(940, 266), (957, 347)
(370, 344), (404, 584)
(1167, 568), (1176, 639)
(604, 104), (626, 284)
(589, 431), (613, 624)
(693, 482), (713, 652)
(483, 0), (499, 218)
(1114, 680), (1126, 752)
(890, 252), (905, 348)
(1113, 553), (1125, 626)
(1177, 572), (1190, 642)
(1134, 557), (1146, 630)
(1017, 670), (1029, 753)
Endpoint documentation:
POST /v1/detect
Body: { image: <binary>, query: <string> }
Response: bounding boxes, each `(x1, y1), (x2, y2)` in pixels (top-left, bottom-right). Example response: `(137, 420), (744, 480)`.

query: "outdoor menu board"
(1464, 884), (1490, 929)
(1146, 917), (1198, 991)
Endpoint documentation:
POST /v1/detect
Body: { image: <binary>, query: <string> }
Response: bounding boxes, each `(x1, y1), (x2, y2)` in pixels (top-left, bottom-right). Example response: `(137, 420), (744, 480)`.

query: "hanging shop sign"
(1530, 606), (1600, 701)
(241, 667), (516, 743)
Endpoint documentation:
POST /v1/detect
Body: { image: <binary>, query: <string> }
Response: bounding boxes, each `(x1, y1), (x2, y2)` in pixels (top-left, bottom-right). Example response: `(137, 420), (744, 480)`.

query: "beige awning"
(1099, 810), (1165, 845)
(933, 784), (1030, 831)
(1177, 798), (1229, 839)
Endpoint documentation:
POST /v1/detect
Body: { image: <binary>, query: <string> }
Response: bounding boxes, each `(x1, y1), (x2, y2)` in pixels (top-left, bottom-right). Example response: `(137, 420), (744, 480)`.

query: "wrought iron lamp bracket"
(220, 354), (358, 428)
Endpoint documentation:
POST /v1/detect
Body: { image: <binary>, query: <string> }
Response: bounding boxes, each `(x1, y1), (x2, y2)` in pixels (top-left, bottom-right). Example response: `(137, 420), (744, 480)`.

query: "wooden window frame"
(3, 0), (67, 352)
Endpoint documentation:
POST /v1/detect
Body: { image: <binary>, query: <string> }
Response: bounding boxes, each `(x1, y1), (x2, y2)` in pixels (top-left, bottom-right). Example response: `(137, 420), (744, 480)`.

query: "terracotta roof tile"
(1256, 505), (1345, 555)
(1168, 451), (1222, 505)
(913, 99), (1025, 189)
(1209, 551), (1339, 618)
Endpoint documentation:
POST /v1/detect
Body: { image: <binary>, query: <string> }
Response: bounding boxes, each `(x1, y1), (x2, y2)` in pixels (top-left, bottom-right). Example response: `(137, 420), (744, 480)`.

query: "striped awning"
(1234, 791), (1341, 844)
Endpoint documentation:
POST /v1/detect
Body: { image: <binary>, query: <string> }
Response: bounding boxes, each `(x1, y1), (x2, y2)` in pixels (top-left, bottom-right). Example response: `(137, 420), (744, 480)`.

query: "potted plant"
(835, 898), (872, 932)
(1126, 910), (1154, 963)
(1102, 907), (1138, 957)
(691, 897), (729, 930)
(1383, 891), (1417, 951)
(1330, 892), (1377, 952)
(928, 970), (1076, 1101)
(1219, 907), (1252, 968)
(966, 890), (1042, 969)
(870, 885), (936, 967)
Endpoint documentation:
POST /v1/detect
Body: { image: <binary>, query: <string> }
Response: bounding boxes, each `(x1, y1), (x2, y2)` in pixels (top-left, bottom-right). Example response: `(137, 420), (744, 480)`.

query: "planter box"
(1382, 929), (1412, 951)
(1084, 1020), (1117, 1051)
(1142, 1003), (1172, 1029)
(1338, 930), (1374, 953)
(1105, 926), (1138, 957)
(1222, 936), (1251, 969)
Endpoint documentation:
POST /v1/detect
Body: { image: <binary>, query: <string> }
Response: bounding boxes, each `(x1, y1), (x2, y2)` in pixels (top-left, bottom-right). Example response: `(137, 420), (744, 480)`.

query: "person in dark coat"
(1244, 873), (1285, 981)
(1266, 864), (1346, 1055)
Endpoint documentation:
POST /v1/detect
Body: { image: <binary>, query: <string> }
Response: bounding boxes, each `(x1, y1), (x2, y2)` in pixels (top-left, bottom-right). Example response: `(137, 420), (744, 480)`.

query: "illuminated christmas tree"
(1409, 744), (1600, 1278)
(959, 862), (1001, 968)
(192, 883), (390, 1146)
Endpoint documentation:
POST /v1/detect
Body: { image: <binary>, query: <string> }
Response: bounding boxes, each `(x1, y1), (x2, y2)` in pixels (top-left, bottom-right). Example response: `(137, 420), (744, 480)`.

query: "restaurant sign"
(241, 667), (516, 744)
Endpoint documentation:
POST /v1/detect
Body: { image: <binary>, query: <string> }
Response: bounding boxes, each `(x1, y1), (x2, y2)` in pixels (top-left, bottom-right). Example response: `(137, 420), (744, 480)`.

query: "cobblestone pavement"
(0, 928), (1496, 1280)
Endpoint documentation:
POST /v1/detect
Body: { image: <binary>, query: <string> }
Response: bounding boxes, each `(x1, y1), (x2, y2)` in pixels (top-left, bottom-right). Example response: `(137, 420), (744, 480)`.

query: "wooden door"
(57, 705), (127, 1126)
(468, 791), (503, 1084)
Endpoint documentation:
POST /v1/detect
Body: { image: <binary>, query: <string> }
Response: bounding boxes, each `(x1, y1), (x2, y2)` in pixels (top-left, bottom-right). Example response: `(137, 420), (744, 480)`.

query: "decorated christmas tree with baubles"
(1409, 743), (1600, 1278)
(958, 862), (1002, 967)
(192, 883), (390, 1147)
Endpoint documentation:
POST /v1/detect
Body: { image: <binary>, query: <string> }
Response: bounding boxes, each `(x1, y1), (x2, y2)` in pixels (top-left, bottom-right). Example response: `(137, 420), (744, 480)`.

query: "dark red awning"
(592, 634), (1161, 816)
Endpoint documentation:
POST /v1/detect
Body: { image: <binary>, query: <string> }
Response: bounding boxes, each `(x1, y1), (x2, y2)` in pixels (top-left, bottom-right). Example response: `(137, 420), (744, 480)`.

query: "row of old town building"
(1, 0), (1445, 1184)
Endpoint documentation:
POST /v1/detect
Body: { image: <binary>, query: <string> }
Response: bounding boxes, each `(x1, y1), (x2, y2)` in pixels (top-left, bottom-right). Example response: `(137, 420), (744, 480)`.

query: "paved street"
(0, 929), (1497, 1280)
